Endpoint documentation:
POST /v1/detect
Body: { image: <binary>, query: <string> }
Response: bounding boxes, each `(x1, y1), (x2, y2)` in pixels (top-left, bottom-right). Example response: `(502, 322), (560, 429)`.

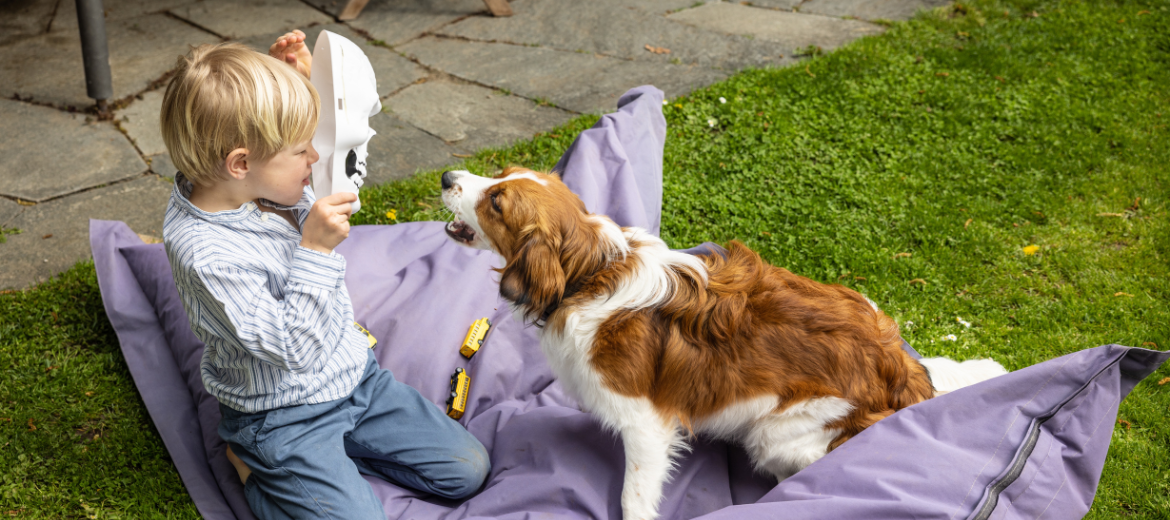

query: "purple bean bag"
(91, 86), (1167, 520)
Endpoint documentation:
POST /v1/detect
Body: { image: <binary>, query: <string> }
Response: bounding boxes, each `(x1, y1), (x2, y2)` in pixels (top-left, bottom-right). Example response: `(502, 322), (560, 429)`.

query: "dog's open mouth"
(445, 220), (477, 245)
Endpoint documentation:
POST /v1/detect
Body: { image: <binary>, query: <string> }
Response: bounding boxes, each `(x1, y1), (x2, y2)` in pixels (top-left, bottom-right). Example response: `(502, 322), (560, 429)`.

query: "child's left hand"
(270, 29), (312, 79)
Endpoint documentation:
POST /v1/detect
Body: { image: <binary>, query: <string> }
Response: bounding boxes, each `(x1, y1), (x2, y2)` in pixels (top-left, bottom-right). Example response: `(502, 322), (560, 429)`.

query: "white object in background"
(310, 30), (381, 214)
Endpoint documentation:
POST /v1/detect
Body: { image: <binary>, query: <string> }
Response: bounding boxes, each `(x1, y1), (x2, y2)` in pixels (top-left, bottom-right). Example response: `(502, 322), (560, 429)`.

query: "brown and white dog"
(441, 167), (1006, 520)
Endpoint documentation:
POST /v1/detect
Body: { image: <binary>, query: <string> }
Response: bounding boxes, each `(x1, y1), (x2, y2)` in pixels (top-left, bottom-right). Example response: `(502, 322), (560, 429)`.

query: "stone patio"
(0, 0), (948, 290)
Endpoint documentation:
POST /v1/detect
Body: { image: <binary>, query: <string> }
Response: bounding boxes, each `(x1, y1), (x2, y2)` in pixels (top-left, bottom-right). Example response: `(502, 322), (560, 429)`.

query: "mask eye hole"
(490, 192), (502, 213)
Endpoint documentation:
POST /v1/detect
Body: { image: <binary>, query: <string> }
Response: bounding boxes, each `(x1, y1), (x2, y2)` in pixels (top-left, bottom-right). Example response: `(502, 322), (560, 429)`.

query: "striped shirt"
(163, 173), (368, 413)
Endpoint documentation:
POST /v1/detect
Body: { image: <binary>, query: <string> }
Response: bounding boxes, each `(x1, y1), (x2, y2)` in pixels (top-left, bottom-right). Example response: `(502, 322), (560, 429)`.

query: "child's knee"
(436, 442), (491, 499)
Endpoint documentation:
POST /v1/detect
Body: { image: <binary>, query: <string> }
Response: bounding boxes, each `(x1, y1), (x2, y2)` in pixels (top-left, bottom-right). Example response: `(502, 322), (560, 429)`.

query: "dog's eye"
(490, 192), (502, 212)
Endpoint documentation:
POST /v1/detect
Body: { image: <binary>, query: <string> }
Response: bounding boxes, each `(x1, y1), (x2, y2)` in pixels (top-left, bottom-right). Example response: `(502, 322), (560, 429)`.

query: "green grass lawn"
(3, 0), (1168, 517)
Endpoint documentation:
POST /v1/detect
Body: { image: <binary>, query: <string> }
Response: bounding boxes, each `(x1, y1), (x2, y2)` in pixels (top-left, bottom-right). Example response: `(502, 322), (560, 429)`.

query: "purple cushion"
(119, 243), (254, 520)
(100, 223), (1169, 520)
(91, 85), (1168, 520)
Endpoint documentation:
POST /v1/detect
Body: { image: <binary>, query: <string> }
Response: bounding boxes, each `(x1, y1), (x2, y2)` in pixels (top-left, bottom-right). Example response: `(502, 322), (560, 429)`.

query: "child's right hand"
(301, 192), (357, 254)
(270, 30), (312, 79)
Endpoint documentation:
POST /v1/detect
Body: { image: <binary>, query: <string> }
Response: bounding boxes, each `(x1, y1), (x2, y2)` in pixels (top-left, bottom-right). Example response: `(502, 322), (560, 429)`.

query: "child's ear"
(224, 148), (250, 180)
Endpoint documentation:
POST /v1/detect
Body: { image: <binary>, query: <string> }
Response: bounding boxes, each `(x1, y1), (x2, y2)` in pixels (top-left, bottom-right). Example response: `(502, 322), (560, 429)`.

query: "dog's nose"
(441, 171), (456, 190)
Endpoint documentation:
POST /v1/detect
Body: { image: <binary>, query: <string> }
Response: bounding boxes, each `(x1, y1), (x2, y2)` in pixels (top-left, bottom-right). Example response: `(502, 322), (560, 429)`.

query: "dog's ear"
(499, 237), (565, 324)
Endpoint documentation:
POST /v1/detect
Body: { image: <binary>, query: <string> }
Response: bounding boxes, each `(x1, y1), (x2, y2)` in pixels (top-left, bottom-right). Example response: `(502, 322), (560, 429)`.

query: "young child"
(160, 34), (490, 519)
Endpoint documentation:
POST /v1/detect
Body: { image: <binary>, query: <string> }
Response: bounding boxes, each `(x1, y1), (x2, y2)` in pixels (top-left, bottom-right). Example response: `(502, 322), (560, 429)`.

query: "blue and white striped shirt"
(163, 173), (368, 413)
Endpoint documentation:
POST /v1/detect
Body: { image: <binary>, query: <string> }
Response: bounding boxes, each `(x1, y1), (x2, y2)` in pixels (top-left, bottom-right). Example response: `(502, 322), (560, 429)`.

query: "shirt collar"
(172, 172), (314, 225)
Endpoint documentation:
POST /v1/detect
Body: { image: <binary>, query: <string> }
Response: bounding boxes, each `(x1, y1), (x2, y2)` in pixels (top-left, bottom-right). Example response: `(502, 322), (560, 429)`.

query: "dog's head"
(441, 167), (621, 322)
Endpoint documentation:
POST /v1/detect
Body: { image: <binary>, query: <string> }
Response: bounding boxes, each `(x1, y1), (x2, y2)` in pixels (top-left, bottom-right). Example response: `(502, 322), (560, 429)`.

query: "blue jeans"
(218, 350), (490, 519)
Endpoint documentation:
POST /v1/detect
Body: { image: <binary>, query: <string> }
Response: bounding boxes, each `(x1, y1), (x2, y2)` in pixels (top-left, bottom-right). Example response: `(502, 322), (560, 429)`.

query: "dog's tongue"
(446, 220), (476, 243)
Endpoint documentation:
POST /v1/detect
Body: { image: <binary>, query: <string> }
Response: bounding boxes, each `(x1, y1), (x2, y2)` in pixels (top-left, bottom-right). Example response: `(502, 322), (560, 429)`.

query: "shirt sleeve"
(193, 246), (350, 374)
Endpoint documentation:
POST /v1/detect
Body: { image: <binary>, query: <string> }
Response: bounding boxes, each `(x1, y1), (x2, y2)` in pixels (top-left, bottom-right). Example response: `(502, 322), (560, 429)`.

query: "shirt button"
(261, 213), (270, 222)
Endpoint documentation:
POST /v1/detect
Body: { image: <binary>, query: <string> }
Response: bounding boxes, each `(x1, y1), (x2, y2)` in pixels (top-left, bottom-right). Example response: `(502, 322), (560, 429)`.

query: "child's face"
(250, 139), (320, 206)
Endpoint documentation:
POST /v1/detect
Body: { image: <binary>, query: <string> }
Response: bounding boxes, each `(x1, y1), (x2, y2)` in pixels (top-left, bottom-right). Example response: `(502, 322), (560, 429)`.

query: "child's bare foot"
(225, 445), (252, 484)
(269, 29), (312, 79)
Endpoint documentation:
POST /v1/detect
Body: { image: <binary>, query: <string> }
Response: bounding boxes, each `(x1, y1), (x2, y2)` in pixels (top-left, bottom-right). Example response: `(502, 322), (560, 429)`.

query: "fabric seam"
(950, 353), (1077, 519)
(968, 348), (1126, 520)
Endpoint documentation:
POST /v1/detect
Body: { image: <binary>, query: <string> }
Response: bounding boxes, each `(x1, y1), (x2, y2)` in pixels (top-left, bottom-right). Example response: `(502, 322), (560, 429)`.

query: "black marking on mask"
(345, 149), (365, 180)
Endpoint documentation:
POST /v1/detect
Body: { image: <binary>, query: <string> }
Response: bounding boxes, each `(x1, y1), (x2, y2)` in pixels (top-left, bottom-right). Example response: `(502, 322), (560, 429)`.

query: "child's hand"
(301, 192), (357, 254)
(270, 30), (312, 79)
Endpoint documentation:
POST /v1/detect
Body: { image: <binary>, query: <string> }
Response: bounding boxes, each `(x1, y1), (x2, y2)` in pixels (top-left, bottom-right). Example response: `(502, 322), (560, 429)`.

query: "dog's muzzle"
(445, 220), (476, 244)
(441, 171), (477, 245)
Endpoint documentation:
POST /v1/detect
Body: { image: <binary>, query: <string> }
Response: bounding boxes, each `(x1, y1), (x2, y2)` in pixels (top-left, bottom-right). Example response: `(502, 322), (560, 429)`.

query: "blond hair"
(160, 43), (319, 186)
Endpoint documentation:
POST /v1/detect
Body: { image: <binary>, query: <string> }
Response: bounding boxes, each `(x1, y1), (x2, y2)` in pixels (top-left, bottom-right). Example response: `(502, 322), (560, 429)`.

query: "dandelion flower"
(1023, 244), (1039, 256)
(385, 209), (397, 221)
(942, 334), (958, 341)
(719, 97), (727, 104)
(707, 118), (717, 127)
(675, 104), (683, 109)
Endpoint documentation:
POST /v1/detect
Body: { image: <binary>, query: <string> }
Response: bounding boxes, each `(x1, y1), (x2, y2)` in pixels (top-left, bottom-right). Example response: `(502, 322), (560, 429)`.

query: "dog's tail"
(919, 357), (1008, 395)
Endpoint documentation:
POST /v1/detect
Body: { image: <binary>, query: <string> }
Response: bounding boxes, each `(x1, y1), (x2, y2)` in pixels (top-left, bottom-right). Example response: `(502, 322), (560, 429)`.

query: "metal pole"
(76, 0), (112, 114)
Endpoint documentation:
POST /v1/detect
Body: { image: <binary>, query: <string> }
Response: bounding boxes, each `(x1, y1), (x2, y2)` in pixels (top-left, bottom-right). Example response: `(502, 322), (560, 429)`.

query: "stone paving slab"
(0, 175), (171, 290)
(0, 0), (58, 47)
(236, 24), (429, 99)
(799, 0), (950, 21)
(322, 0), (489, 47)
(117, 90), (167, 157)
(400, 37), (729, 113)
(0, 98), (147, 202)
(386, 78), (574, 150)
(367, 112), (464, 184)
(741, 0), (803, 10)
(668, 3), (884, 52)
(50, 0), (197, 32)
(633, 0), (713, 15)
(147, 153), (179, 178)
(0, 13), (220, 108)
(437, 0), (789, 71)
(0, 198), (23, 228)
(169, 0), (332, 40)
(114, 90), (180, 177)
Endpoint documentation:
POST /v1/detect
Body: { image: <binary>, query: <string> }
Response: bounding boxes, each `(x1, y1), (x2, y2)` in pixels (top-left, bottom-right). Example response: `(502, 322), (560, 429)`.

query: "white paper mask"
(310, 30), (381, 214)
